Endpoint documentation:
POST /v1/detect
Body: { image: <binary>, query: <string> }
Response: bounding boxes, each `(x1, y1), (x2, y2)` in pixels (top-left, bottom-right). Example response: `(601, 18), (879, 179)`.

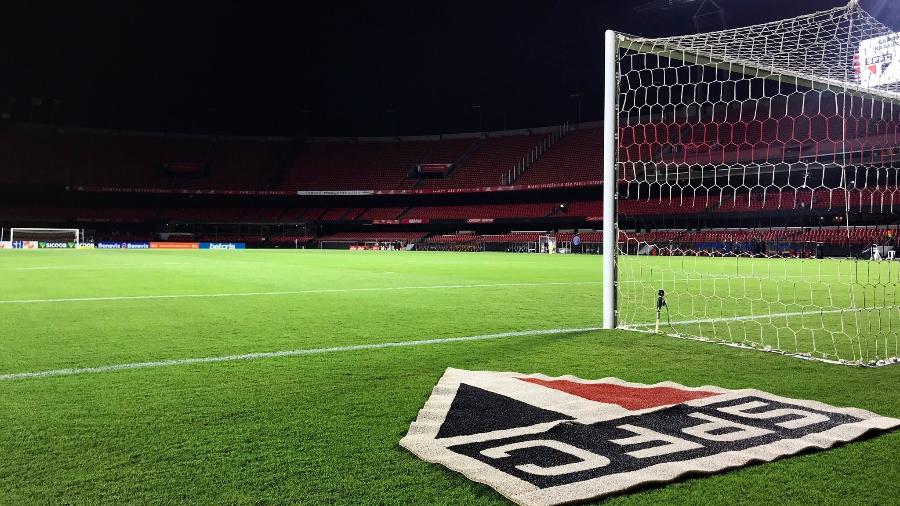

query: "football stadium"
(2, 1), (900, 504)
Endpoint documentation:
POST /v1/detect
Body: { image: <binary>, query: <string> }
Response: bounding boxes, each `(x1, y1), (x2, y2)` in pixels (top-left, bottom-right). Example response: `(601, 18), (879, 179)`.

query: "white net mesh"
(612, 2), (900, 365)
(10, 228), (80, 246)
(645, 1), (900, 96)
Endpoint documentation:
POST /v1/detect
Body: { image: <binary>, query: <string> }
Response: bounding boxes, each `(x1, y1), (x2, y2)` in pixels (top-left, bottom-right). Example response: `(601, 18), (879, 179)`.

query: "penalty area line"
(0, 327), (602, 382)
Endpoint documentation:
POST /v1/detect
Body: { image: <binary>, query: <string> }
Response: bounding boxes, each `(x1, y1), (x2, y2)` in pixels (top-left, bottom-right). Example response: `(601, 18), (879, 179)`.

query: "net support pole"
(603, 29), (617, 330)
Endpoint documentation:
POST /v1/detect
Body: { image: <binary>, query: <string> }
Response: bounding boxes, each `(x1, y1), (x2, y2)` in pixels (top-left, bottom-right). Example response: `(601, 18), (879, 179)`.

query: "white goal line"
(618, 274), (877, 283)
(0, 327), (602, 382)
(626, 306), (892, 328)
(0, 281), (602, 305)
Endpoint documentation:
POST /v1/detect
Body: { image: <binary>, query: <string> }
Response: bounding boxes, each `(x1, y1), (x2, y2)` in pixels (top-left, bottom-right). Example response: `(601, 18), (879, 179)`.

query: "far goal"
(9, 228), (82, 248)
(603, 1), (900, 365)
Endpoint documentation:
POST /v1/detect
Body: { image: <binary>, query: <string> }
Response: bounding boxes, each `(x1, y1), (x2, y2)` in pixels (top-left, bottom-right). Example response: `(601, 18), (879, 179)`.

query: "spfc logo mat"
(400, 368), (900, 506)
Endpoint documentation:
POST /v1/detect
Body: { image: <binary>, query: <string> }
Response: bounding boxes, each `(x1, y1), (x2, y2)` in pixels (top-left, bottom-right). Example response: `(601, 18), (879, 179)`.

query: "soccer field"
(1, 249), (898, 505)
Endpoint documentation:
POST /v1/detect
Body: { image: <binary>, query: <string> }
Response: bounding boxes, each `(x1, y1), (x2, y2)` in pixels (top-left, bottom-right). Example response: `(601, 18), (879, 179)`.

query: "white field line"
(0, 327), (602, 382)
(12, 262), (194, 271)
(0, 281), (601, 305)
(619, 274), (875, 283)
(626, 306), (889, 328)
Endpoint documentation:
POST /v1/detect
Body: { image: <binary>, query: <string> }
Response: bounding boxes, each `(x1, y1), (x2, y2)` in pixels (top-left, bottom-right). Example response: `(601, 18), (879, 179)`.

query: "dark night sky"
(3, 0), (899, 137)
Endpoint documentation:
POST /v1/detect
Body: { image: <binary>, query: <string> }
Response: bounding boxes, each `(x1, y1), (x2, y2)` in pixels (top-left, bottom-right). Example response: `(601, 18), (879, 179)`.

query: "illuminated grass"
(0, 250), (897, 505)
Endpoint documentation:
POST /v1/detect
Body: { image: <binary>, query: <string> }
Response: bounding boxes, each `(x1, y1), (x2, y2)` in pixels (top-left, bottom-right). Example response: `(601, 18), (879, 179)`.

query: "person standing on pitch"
(872, 244), (883, 261)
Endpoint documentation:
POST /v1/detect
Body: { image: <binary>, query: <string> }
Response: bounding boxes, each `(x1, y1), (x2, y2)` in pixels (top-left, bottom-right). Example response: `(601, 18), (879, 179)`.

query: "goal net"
(10, 228), (81, 248)
(604, 1), (900, 365)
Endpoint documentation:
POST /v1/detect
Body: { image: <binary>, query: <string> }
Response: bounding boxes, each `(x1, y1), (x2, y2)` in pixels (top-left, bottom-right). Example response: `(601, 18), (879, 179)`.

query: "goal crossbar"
(617, 35), (900, 107)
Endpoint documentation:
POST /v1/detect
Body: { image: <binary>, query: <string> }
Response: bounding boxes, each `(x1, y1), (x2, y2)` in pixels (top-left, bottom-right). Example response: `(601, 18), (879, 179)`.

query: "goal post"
(603, 28), (618, 330)
(9, 228), (81, 248)
(603, 1), (900, 365)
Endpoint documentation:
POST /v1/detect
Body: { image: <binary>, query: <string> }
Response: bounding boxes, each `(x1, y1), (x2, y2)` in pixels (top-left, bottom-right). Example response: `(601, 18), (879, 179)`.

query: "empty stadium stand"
(357, 207), (407, 220)
(620, 95), (900, 167)
(515, 127), (602, 185)
(0, 125), (294, 189)
(404, 203), (556, 220)
(268, 235), (316, 246)
(3, 119), (897, 254)
(418, 134), (546, 189)
(420, 227), (897, 249)
(317, 232), (428, 243)
(280, 138), (476, 191)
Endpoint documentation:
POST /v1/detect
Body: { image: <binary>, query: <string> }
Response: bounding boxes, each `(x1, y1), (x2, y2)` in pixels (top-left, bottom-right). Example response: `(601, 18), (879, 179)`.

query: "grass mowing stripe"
(0, 327), (602, 381)
(0, 281), (601, 304)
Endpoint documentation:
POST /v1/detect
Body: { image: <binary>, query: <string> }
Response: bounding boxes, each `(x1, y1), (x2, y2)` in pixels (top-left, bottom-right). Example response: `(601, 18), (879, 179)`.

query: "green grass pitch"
(0, 249), (898, 505)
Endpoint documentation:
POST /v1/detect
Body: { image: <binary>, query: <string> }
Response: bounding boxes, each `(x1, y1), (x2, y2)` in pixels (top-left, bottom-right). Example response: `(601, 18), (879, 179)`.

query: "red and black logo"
(401, 369), (899, 506)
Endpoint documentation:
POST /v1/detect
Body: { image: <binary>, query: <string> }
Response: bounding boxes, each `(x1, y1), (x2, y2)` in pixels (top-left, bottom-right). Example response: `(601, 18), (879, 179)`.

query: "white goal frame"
(10, 228), (81, 246)
(601, 2), (900, 365)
